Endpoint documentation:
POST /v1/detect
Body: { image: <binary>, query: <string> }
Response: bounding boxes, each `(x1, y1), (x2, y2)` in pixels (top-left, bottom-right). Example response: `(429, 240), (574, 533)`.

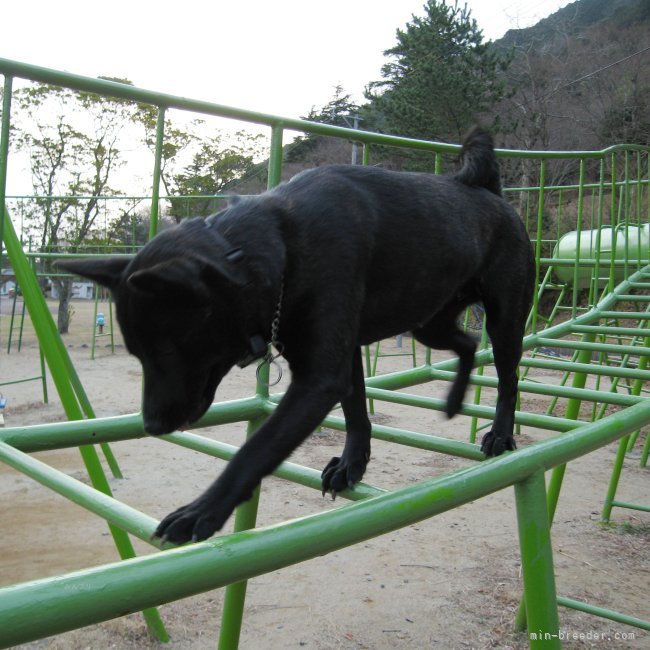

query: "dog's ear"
(56, 257), (132, 290)
(202, 248), (249, 288)
(127, 258), (213, 304)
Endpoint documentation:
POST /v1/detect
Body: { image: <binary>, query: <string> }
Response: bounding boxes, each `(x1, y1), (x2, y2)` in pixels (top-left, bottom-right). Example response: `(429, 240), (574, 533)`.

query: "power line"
(546, 44), (650, 99)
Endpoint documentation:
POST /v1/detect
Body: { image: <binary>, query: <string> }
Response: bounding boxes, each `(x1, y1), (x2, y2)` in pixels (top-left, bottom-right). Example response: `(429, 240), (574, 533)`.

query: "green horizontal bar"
(362, 387), (581, 433)
(505, 178), (649, 193)
(321, 411), (485, 460)
(599, 311), (650, 320)
(557, 596), (650, 631)
(165, 429), (384, 501)
(0, 375), (43, 386)
(261, 395), (484, 460)
(30, 252), (134, 260)
(364, 364), (437, 390)
(7, 193), (228, 201)
(1, 57), (647, 160)
(521, 357), (650, 380)
(0, 442), (162, 546)
(2, 398), (650, 647)
(610, 499), (650, 513)
(0, 57), (457, 155)
(535, 337), (650, 357)
(616, 295), (650, 302)
(0, 396), (263, 452)
(0, 430), (382, 557)
(541, 258), (650, 268)
(429, 368), (643, 407)
(571, 325), (650, 337)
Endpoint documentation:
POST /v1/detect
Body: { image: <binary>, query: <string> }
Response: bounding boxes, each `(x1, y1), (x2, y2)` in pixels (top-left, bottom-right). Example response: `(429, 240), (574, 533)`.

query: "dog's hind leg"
(321, 346), (372, 496)
(413, 302), (477, 419)
(479, 282), (531, 457)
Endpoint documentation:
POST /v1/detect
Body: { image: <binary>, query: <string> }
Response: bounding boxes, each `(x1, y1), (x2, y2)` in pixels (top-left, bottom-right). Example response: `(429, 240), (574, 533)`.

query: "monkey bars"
(1, 57), (650, 648)
(1, 394), (650, 647)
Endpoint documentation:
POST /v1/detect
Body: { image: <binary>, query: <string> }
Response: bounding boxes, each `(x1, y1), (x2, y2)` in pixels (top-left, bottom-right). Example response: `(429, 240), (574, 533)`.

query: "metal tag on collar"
(237, 335), (268, 368)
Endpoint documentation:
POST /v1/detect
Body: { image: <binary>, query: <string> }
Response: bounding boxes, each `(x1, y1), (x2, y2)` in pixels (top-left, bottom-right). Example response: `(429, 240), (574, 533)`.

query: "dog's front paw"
(321, 451), (369, 498)
(153, 499), (229, 544)
(480, 430), (516, 457)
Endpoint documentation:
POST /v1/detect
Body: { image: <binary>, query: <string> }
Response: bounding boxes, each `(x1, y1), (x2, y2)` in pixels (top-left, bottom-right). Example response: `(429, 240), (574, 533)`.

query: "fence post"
(217, 412), (266, 650)
(149, 106), (166, 239)
(515, 470), (560, 648)
(217, 123), (285, 649)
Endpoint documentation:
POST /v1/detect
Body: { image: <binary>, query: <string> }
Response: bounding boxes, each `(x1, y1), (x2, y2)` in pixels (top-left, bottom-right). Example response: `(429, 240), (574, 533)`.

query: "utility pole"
(343, 114), (363, 165)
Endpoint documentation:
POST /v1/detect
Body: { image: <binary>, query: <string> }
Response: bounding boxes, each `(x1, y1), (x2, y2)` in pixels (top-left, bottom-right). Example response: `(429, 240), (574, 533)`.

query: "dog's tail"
(454, 126), (501, 196)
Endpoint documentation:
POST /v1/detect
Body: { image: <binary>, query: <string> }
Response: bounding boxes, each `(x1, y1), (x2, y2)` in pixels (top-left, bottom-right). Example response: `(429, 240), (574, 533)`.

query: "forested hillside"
(271, 0), (650, 180)
(498, 0), (650, 151)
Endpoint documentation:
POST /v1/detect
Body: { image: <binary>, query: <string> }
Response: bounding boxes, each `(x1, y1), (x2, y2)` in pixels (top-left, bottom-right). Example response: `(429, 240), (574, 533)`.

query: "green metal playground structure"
(0, 57), (649, 648)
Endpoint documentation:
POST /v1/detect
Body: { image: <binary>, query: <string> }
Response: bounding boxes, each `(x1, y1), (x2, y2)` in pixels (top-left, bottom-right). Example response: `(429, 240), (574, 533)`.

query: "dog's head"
(58, 218), (253, 435)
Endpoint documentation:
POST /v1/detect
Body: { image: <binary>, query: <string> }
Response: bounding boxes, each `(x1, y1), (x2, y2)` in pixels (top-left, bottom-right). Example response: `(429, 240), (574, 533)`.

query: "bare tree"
(14, 80), (136, 333)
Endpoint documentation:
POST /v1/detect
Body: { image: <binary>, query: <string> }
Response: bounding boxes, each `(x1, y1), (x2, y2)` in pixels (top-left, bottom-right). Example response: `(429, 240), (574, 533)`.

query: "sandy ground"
(1, 298), (649, 649)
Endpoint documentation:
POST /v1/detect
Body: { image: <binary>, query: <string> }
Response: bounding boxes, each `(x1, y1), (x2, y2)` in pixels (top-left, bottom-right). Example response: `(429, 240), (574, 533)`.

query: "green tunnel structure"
(1, 58), (649, 648)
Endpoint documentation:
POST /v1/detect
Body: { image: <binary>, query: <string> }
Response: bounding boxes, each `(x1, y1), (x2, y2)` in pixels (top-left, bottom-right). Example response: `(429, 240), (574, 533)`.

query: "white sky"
(1, 0), (572, 119)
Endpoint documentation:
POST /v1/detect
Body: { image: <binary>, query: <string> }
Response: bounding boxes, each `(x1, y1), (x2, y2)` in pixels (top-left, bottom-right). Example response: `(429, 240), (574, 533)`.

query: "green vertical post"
(267, 123), (284, 189)
(0, 75), (13, 276)
(601, 433), (630, 523)
(640, 429), (650, 467)
(434, 151), (442, 174)
(601, 335), (650, 520)
(217, 415), (266, 650)
(6, 287), (18, 352)
(546, 332), (596, 522)
(3, 212), (166, 639)
(531, 159), (546, 334)
(362, 143), (370, 166)
(39, 347), (49, 403)
(108, 294), (115, 352)
(218, 122), (285, 649)
(590, 160), (606, 307)
(365, 344), (375, 414)
(608, 154), (618, 295)
(469, 323), (489, 445)
(516, 332), (596, 631)
(149, 107), (166, 240)
(515, 471), (560, 649)
(91, 288), (99, 360)
(571, 159), (586, 318)
(623, 151), (630, 281)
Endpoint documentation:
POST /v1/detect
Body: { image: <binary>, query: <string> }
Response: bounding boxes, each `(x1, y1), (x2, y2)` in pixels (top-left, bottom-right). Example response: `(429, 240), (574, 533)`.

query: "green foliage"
(103, 208), (162, 250)
(365, 0), (511, 143)
(285, 86), (360, 163)
(166, 130), (266, 220)
(14, 82), (137, 251)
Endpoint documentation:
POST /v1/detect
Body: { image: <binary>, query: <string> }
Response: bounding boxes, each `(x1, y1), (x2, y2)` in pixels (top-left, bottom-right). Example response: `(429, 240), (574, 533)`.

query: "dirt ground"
(1, 298), (649, 649)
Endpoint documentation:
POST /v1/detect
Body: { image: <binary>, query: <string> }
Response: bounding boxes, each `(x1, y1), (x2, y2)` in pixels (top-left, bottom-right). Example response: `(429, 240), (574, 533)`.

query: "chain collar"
(254, 280), (285, 386)
(236, 279), (285, 373)
(269, 280), (284, 356)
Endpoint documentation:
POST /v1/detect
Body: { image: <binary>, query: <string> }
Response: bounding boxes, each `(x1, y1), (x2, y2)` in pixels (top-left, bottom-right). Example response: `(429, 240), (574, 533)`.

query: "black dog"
(59, 127), (534, 544)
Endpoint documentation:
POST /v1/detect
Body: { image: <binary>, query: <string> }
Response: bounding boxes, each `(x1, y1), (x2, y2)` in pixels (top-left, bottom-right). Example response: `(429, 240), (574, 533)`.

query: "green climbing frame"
(0, 57), (649, 649)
